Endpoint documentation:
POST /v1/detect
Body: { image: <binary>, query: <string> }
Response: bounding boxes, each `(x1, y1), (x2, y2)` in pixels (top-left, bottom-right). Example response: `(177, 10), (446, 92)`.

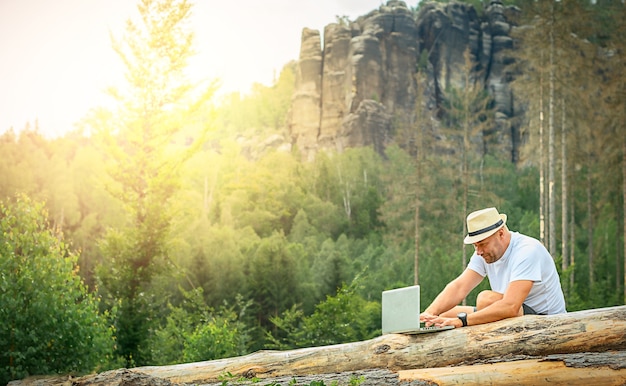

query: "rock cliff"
(288, 0), (521, 162)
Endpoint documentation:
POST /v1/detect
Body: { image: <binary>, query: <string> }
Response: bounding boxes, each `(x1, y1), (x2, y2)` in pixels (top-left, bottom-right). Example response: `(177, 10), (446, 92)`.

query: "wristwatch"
(457, 312), (468, 327)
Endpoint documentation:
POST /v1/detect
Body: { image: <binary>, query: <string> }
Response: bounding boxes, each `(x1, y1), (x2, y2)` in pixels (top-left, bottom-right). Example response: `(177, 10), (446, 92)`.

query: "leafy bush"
(183, 313), (244, 363)
(267, 275), (381, 349)
(149, 288), (251, 365)
(0, 195), (116, 383)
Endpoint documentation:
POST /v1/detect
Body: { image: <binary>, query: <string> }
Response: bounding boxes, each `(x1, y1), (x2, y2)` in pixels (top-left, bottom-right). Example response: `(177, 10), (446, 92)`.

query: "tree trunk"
(413, 71), (426, 286)
(621, 7), (626, 309)
(414, 188), (420, 286)
(586, 155), (594, 291)
(570, 199), (576, 291)
(126, 307), (626, 384)
(548, 2), (557, 257)
(561, 99), (568, 282)
(460, 50), (472, 281)
(539, 54), (546, 246)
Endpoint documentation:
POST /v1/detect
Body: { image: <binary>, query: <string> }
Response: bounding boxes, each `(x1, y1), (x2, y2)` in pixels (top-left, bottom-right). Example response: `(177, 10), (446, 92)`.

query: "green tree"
(91, 0), (215, 365)
(246, 231), (299, 333)
(311, 238), (350, 297)
(0, 195), (116, 383)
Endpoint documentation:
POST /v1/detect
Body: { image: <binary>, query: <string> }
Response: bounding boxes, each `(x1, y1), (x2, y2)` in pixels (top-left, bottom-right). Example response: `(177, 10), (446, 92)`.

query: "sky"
(0, 0), (420, 138)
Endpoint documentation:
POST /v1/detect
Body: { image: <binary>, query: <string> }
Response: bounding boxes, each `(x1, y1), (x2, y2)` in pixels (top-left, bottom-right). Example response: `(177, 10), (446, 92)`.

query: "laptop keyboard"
(420, 325), (446, 331)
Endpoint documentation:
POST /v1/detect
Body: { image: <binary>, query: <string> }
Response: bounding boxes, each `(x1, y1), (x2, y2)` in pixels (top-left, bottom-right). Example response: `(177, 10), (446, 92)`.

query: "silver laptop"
(382, 285), (454, 334)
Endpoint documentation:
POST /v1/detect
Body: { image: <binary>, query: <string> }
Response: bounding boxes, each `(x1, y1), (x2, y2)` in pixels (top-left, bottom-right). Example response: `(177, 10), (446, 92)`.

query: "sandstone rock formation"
(289, 0), (521, 162)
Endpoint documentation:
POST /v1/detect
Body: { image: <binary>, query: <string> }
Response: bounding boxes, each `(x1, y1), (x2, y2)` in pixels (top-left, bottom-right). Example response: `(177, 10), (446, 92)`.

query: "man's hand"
(420, 311), (438, 327)
(424, 315), (463, 328)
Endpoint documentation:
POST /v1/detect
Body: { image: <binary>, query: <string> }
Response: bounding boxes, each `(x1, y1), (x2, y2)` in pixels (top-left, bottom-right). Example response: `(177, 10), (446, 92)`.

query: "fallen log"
(132, 306), (626, 384)
(398, 351), (626, 386)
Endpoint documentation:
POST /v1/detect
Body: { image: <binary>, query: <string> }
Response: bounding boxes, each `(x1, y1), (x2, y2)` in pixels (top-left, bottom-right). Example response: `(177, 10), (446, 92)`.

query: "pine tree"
(88, 0), (215, 365)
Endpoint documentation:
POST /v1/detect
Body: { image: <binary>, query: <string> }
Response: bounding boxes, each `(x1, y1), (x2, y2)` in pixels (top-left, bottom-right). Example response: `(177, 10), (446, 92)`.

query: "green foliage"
(310, 148), (385, 239)
(0, 195), (116, 384)
(266, 276), (380, 349)
(183, 315), (243, 363)
(182, 297), (250, 363)
(300, 278), (380, 346)
(246, 231), (300, 330)
(149, 288), (250, 365)
(219, 151), (306, 237)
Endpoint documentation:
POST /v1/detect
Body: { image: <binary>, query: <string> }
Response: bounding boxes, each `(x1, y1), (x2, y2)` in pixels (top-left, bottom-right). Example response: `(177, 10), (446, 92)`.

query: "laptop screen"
(381, 285), (421, 334)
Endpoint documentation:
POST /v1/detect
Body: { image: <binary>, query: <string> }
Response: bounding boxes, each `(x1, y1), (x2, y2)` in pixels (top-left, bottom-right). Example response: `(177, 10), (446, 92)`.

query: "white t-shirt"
(467, 231), (566, 315)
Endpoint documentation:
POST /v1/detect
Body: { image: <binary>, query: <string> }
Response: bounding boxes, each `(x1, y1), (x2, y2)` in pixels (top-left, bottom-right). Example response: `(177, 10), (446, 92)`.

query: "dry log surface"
(399, 351), (626, 386)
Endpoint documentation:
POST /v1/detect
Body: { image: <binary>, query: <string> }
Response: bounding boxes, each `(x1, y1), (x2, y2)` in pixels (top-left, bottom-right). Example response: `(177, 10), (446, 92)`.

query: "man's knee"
(476, 290), (503, 310)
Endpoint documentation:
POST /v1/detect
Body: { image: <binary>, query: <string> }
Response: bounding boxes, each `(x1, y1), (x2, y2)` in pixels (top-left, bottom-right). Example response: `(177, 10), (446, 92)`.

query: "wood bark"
(561, 98), (568, 278)
(413, 70), (426, 286)
(539, 52), (546, 246)
(548, 1), (556, 257)
(398, 352), (626, 385)
(128, 306), (626, 384)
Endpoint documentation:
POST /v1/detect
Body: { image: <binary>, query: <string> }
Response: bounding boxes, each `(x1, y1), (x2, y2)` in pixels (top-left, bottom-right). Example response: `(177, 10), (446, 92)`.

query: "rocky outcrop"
(289, 0), (521, 162)
(480, 1), (521, 160)
(290, 28), (323, 161)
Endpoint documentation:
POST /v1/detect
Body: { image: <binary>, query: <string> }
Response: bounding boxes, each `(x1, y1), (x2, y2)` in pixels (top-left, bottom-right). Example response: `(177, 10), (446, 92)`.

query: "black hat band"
(468, 219), (503, 237)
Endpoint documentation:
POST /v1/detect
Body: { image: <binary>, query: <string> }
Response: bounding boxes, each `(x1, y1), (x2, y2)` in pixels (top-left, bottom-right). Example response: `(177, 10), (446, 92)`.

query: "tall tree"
(246, 232), (298, 335)
(548, 1), (557, 257)
(90, 0), (215, 365)
(560, 98), (569, 292)
(539, 55), (547, 247)
(412, 69), (428, 285)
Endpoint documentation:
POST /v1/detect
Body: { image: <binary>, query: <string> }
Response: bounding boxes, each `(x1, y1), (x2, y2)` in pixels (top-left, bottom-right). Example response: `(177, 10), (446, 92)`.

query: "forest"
(0, 0), (624, 383)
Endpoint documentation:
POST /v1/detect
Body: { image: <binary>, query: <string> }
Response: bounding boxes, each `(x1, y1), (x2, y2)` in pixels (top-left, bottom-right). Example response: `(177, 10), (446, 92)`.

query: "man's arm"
(431, 279), (534, 328)
(421, 268), (483, 321)
(467, 280), (533, 325)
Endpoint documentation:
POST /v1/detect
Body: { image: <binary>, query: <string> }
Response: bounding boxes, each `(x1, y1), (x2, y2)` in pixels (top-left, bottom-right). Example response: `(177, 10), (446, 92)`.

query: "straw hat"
(463, 207), (507, 244)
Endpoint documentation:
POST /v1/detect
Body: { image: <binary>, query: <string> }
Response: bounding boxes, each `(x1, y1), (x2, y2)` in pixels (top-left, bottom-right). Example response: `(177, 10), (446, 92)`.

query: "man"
(420, 207), (566, 328)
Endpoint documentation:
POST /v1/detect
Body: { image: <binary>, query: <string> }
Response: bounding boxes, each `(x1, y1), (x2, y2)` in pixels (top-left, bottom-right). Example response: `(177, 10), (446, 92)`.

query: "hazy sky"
(0, 0), (420, 138)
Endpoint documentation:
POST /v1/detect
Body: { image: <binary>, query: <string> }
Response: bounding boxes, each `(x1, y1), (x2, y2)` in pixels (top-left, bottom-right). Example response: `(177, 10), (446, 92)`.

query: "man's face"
(473, 228), (506, 264)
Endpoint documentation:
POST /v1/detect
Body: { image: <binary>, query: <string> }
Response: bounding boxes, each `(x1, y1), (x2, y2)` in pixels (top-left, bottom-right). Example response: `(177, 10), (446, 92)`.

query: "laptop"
(381, 285), (454, 335)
